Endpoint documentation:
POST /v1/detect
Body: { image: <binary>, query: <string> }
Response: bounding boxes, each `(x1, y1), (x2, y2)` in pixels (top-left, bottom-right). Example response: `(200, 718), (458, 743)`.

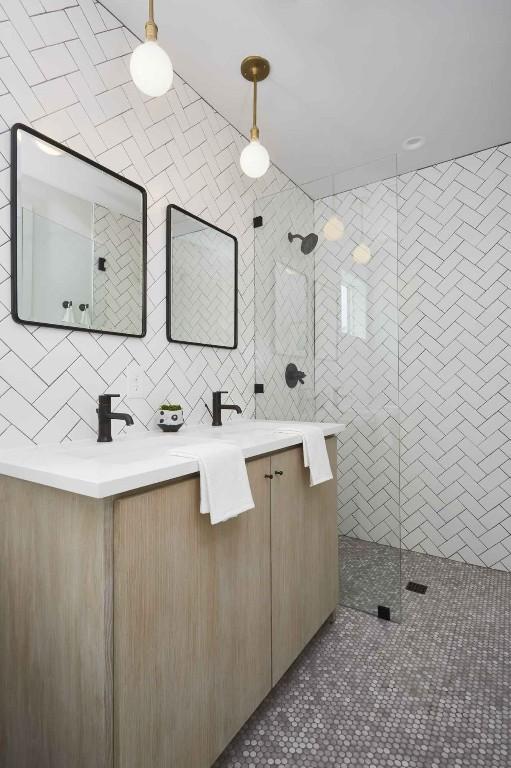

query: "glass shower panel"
(255, 156), (402, 623)
(312, 157), (401, 622)
(253, 187), (315, 421)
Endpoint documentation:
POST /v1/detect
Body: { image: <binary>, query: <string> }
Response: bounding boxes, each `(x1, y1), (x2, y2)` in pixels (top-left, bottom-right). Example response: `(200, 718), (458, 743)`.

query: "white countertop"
(0, 419), (345, 499)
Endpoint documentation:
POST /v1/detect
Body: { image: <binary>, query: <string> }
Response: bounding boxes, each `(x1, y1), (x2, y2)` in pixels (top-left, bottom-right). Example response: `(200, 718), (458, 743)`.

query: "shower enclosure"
(254, 157), (402, 621)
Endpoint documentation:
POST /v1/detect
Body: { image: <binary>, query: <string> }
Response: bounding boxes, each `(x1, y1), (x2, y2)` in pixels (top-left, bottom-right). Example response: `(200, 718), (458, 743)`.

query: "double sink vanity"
(0, 419), (343, 768)
(4, 121), (343, 768)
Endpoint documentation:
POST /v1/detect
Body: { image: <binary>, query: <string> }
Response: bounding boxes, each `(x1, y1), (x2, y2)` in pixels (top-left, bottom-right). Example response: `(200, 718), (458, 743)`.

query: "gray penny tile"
(214, 537), (510, 768)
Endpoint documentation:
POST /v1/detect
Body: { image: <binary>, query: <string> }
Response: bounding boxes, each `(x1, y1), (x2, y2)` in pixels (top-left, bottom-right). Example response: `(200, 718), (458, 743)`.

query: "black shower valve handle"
(285, 362), (307, 389)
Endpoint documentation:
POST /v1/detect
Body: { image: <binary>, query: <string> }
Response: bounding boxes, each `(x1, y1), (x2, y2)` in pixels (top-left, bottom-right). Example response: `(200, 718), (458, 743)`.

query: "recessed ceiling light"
(402, 136), (425, 151)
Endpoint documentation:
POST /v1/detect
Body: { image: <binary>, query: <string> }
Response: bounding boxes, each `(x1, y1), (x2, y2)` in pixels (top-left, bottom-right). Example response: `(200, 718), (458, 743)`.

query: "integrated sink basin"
(0, 419), (345, 498)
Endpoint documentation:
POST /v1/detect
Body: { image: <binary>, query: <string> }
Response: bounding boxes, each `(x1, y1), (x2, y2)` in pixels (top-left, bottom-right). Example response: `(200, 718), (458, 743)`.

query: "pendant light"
(130, 0), (173, 98)
(240, 56), (271, 179)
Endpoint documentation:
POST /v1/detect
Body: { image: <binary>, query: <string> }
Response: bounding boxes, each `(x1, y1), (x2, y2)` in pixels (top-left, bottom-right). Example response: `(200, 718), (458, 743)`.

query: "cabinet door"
(0, 479), (113, 768)
(271, 437), (338, 684)
(114, 456), (272, 768)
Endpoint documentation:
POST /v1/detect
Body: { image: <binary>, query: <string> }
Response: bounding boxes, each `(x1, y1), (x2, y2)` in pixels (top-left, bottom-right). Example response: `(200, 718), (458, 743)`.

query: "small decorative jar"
(157, 404), (184, 432)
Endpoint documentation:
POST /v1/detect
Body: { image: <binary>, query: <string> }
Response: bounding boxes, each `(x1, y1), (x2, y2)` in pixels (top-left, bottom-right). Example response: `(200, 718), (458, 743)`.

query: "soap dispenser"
(79, 303), (91, 327)
(61, 300), (75, 324)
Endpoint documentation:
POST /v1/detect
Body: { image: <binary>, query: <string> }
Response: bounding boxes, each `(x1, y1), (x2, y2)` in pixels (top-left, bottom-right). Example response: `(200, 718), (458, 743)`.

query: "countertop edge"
(0, 424), (344, 499)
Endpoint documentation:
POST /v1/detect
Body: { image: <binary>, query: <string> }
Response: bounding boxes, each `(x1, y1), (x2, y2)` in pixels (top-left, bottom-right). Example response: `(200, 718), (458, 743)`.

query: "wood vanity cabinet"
(0, 438), (337, 768)
(113, 455), (273, 768)
(270, 437), (338, 684)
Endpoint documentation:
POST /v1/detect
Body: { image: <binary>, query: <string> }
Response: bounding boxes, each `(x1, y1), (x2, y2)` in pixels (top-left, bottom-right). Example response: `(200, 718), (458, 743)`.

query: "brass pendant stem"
(145, 0), (158, 40)
(252, 76), (258, 133)
(240, 56), (270, 143)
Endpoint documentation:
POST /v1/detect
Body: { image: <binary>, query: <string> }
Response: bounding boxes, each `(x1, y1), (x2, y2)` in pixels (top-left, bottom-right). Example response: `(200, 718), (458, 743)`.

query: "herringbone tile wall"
(399, 146), (511, 571)
(314, 183), (401, 550)
(314, 146), (511, 572)
(93, 204), (143, 335)
(254, 187), (315, 421)
(171, 227), (235, 347)
(0, 0), (296, 447)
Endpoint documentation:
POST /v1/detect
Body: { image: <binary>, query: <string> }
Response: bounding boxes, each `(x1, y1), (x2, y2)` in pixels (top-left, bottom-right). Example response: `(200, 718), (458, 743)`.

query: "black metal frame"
(166, 204), (238, 350)
(10, 123), (148, 338)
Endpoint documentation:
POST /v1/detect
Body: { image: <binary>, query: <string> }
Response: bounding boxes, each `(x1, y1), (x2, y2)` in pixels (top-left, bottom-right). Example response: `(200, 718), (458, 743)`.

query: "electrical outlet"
(126, 365), (144, 398)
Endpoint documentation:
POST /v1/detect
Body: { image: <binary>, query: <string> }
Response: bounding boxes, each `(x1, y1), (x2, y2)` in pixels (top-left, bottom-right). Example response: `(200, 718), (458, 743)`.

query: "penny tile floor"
(214, 538), (510, 768)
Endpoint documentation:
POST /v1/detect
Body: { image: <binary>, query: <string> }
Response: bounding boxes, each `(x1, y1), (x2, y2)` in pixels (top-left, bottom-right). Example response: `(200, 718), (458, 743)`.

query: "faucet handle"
(99, 393), (120, 405)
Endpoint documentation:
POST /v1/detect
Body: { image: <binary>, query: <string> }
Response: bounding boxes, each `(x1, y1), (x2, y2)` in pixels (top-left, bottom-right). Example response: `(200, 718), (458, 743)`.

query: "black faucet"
(97, 394), (134, 442)
(212, 390), (242, 427)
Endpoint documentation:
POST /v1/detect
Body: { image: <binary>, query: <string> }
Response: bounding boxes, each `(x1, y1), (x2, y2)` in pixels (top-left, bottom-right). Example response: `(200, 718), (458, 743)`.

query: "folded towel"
(275, 424), (333, 486)
(167, 441), (255, 524)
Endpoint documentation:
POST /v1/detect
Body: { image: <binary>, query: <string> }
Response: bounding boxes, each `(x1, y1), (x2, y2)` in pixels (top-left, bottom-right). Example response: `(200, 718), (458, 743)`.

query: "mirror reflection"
(13, 125), (146, 337)
(167, 205), (238, 349)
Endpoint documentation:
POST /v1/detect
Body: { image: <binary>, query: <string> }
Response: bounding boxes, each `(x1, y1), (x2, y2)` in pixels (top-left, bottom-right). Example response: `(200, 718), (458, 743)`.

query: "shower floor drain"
(406, 581), (428, 594)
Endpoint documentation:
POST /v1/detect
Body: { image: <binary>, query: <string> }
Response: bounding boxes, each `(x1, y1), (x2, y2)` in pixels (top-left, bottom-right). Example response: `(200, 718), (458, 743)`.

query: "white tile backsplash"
(0, 0), (297, 448)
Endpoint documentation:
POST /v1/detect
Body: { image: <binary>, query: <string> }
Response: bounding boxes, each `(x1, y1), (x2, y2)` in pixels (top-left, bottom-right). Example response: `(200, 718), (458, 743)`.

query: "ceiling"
(104, 0), (511, 195)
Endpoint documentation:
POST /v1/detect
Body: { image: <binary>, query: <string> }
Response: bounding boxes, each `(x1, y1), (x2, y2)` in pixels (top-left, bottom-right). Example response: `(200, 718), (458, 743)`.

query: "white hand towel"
(275, 424), (333, 486)
(167, 442), (255, 524)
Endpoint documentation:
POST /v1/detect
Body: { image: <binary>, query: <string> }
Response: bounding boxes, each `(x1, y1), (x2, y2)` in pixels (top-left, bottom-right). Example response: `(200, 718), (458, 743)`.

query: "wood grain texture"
(271, 437), (338, 684)
(0, 477), (113, 768)
(113, 456), (272, 768)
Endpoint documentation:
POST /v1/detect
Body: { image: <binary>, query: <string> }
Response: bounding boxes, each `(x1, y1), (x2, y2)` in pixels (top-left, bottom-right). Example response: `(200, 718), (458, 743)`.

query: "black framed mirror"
(11, 123), (147, 337)
(166, 204), (238, 349)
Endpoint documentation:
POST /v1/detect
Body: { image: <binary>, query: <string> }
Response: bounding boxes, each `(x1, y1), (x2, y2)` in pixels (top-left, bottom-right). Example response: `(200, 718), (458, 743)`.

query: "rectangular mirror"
(167, 205), (238, 349)
(11, 124), (147, 337)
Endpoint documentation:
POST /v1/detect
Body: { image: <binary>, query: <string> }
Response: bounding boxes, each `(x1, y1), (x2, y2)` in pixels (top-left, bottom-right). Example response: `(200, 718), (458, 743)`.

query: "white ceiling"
(104, 0), (511, 194)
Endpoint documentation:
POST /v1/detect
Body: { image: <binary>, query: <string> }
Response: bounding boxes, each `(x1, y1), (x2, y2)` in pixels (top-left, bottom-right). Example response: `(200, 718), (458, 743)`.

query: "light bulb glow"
(323, 216), (344, 241)
(352, 243), (372, 265)
(240, 139), (270, 179)
(35, 139), (63, 157)
(130, 41), (173, 97)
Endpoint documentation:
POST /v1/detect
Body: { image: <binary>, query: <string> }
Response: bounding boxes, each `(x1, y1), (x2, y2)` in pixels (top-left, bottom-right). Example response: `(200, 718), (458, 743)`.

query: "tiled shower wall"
(314, 182), (400, 550)
(399, 145), (511, 571)
(93, 205), (143, 335)
(254, 187), (316, 422)
(315, 144), (511, 571)
(0, 0), (296, 447)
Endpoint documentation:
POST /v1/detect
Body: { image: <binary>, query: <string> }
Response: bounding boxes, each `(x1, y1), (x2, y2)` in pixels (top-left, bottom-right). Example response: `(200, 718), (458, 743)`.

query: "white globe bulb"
(130, 41), (173, 98)
(323, 216), (345, 241)
(352, 243), (372, 265)
(240, 139), (270, 179)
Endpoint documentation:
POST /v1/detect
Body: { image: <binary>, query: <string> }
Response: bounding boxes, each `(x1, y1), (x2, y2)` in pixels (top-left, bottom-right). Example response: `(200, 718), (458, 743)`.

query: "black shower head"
(287, 231), (319, 255)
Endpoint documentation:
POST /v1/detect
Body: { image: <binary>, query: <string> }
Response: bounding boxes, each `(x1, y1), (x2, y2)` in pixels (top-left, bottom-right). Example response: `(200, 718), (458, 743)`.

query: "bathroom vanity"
(0, 421), (342, 768)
